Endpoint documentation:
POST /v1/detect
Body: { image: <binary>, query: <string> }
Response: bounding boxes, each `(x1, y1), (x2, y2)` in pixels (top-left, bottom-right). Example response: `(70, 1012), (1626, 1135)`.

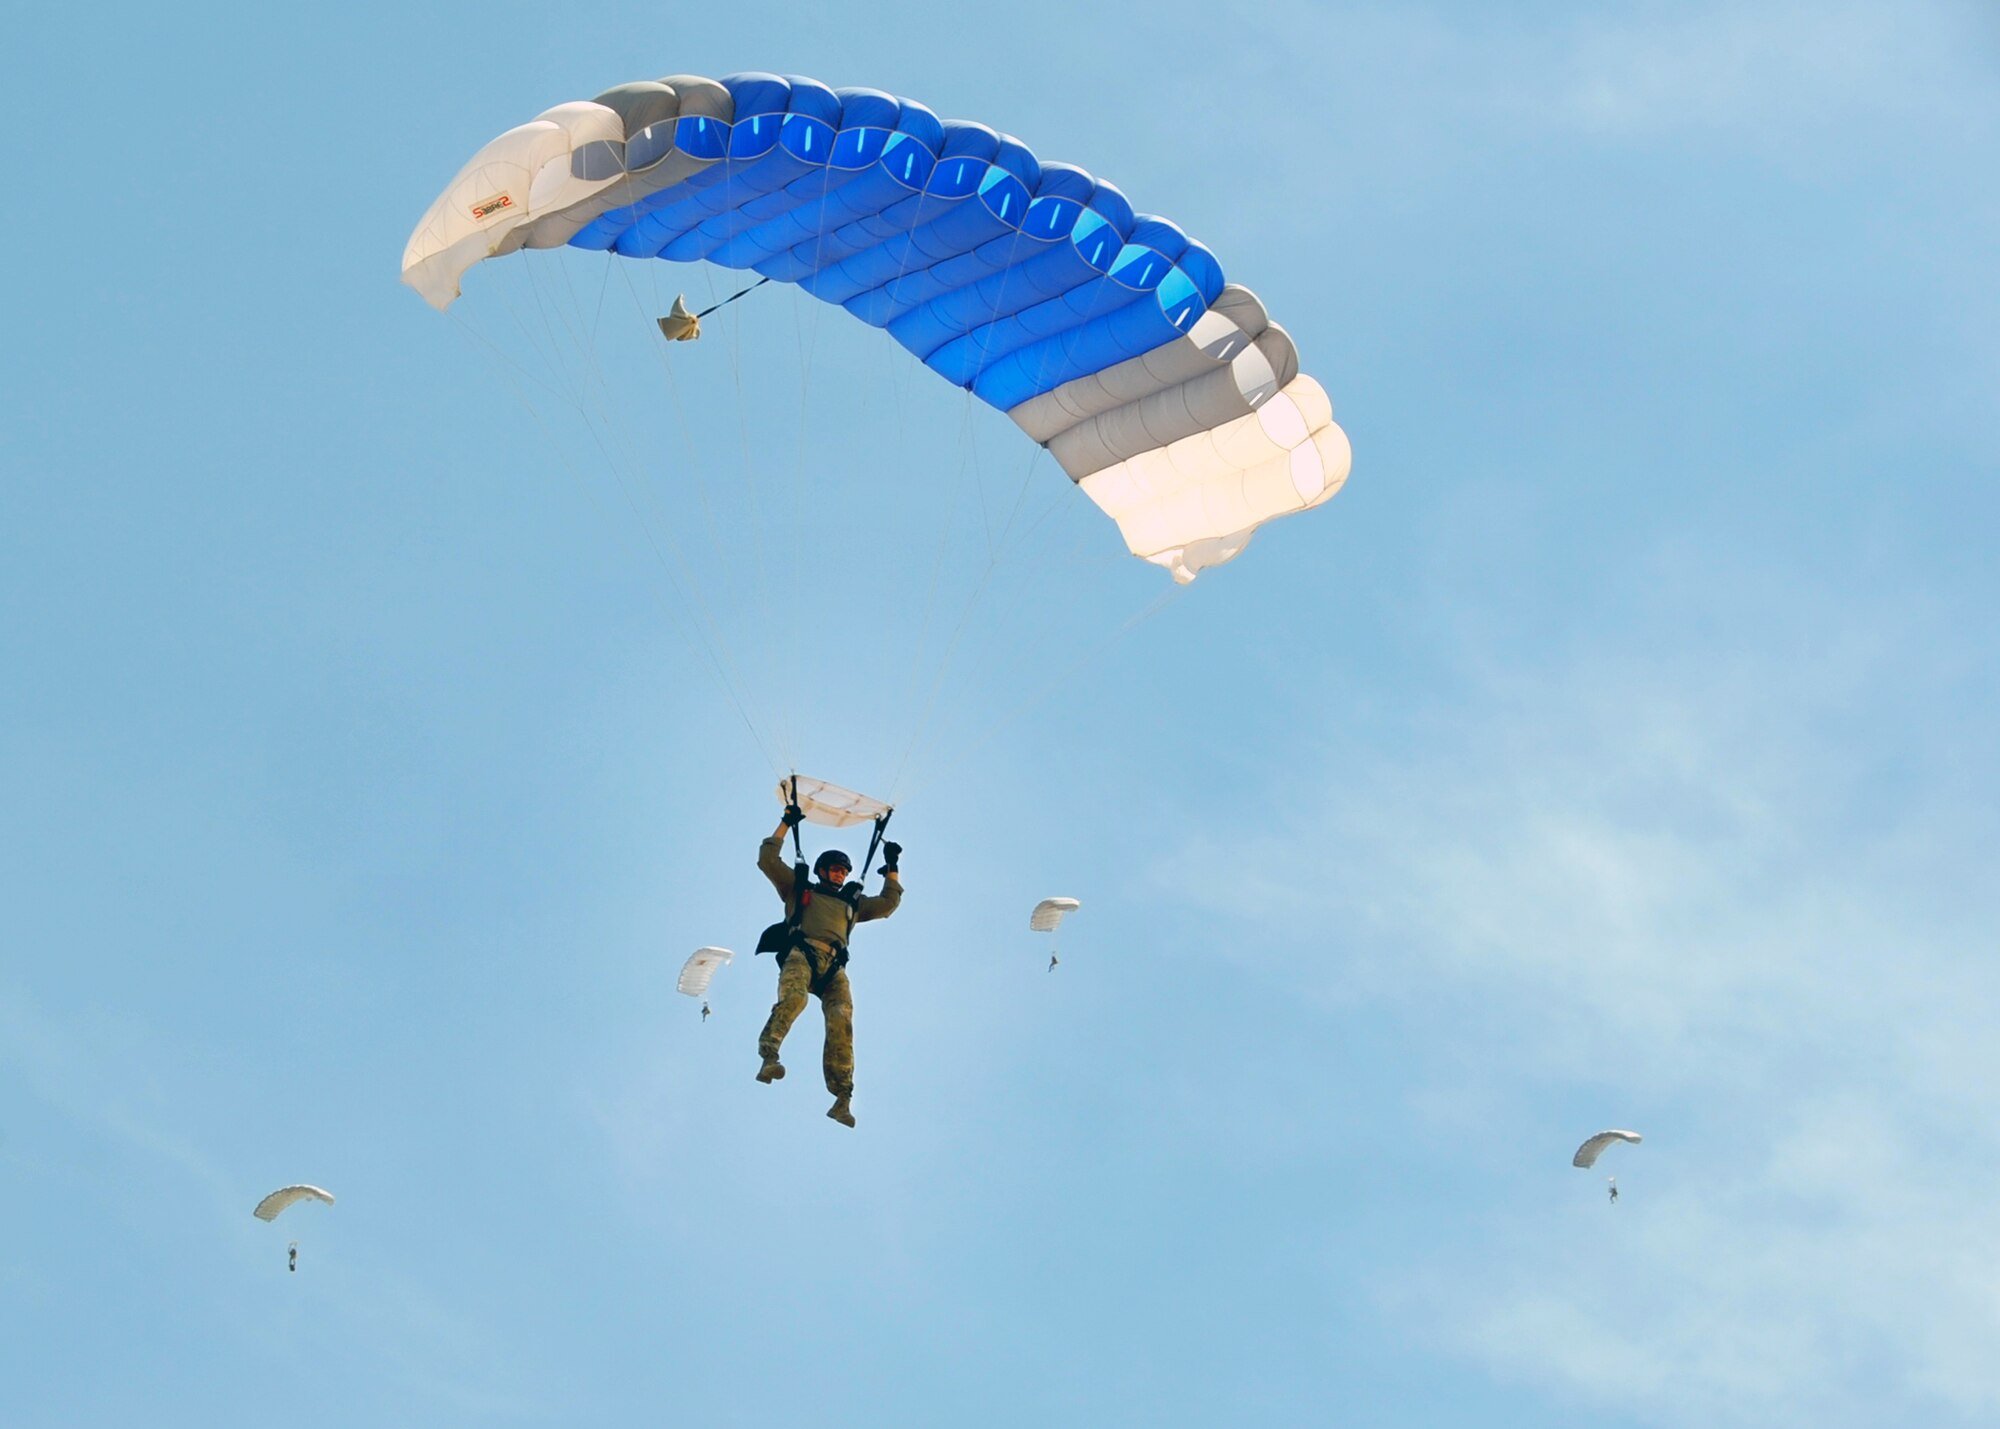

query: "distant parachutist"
(1031, 899), (1080, 974)
(255, 1185), (333, 1273)
(1608, 1178), (1619, 1205)
(678, 948), (734, 1013)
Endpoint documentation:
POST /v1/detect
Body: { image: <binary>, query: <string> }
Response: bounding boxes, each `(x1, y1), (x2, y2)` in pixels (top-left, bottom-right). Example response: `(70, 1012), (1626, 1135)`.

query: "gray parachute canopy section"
(1029, 897), (1081, 933)
(677, 946), (733, 997)
(253, 1185), (336, 1221)
(1572, 1131), (1643, 1169)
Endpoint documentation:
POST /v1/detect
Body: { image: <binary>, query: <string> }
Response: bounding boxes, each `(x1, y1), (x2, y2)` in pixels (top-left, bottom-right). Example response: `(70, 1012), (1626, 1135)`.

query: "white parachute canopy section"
(253, 1185), (336, 1222)
(777, 775), (891, 829)
(1029, 898), (1081, 933)
(1572, 1131), (1643, 1169)
(677, 946), (733, 998)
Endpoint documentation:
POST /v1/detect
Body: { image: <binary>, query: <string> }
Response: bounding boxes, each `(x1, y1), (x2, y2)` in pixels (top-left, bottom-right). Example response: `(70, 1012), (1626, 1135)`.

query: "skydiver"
(1608, 1178), (1619, 1204)
(755, 804), (902, 1128)
(1048, 953), (1059, 972)
(288, 1242), (298, 1272)
(701, 1001), (711, 1022)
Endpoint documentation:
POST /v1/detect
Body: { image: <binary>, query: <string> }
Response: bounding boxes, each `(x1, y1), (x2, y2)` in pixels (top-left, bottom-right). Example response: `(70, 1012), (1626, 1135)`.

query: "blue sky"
(3, 2), (1997, 1425)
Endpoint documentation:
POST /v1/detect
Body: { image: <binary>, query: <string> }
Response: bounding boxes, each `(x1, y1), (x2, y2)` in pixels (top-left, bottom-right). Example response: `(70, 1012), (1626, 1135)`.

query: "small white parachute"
(1572, 1130), (1643, 1169)
(677, 946), (733, 999)
(1029, 898), (1081, 933)
(1031, 898), (1081, 967)
(253, 1185), (336, 1222)
(776, 775), (891, 829)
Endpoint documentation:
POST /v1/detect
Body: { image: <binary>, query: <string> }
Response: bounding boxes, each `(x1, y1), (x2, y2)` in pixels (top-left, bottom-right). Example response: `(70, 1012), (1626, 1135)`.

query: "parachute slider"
(776, 775), (891, 829)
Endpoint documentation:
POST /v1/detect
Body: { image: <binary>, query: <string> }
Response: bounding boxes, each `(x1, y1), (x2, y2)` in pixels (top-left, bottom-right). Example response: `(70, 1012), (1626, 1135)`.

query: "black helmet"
(813, 849), (852, 876)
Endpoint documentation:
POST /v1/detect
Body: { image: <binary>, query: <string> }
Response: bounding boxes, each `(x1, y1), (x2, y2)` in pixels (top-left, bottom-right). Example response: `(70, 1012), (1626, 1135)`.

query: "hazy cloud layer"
(1164, 572), (2000, 1425)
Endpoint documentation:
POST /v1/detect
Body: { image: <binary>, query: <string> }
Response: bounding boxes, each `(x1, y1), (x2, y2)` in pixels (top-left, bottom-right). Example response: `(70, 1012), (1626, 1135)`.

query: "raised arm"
(759, 817), (796, 900)
(855, 841), (903, 922)
(855, 871), (901, 922)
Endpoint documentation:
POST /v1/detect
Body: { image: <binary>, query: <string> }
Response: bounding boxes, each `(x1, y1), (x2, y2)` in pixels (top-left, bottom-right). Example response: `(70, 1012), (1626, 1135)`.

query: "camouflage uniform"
(756, 835), (901, 1095)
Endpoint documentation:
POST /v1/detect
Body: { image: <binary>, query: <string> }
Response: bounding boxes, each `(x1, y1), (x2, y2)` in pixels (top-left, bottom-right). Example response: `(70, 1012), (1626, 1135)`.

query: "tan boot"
(756, 1055), (785, 1084)
(827, 1094), (855, 1128)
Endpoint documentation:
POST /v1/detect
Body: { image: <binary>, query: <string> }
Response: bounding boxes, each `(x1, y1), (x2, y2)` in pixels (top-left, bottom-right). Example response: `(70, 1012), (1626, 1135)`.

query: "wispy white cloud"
(0, 984), (241, 1206)
(1159, 569), (2000, 1424)
(1443, 1099), (2000, 1425)
(1554, 1), (1965, 136)
(1277, 1), (1998, 155)
(0, 985), (546, 1419)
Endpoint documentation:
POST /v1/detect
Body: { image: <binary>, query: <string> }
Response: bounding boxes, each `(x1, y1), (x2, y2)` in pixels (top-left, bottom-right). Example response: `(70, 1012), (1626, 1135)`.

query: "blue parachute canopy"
(404, 70), (1350, 583)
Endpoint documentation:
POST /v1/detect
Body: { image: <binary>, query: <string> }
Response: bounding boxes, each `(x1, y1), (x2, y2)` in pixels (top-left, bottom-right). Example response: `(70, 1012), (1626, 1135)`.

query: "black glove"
(881, 840), (902, 874)
(782, 804), (805, 829)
